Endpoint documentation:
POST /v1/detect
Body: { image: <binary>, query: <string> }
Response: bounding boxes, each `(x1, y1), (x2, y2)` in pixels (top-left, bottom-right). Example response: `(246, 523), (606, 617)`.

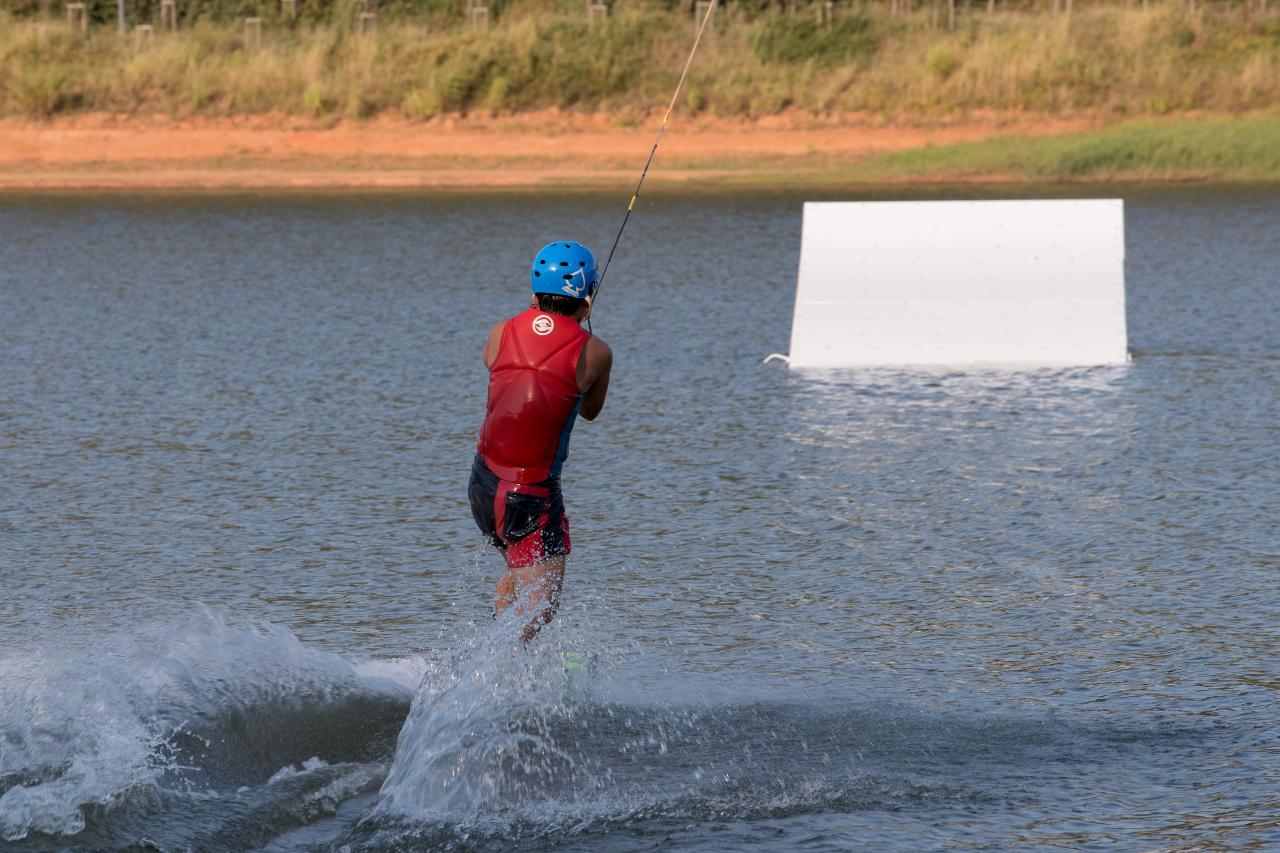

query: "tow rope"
(589, 0), (719, 330)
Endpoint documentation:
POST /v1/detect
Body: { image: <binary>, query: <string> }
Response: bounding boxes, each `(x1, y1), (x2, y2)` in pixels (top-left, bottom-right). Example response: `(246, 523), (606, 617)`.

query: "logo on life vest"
(531, 314), (555, 336)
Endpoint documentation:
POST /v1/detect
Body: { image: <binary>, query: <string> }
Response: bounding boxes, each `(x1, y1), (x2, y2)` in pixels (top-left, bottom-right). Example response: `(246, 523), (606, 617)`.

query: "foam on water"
(0, 608), (412, 843)
(0, 594), (668, 848)
(374, 604), (624, 823)
(0, 597), (1227, 851)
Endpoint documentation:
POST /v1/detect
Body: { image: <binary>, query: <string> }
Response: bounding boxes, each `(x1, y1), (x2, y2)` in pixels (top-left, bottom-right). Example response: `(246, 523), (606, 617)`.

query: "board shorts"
(468, 455), (571, 568)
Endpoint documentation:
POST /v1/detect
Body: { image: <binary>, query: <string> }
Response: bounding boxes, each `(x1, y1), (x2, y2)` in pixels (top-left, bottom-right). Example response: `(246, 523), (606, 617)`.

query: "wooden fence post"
(466, 0), (491, 30)
(587, 0), (609, 30)
(244, 16), (262, 48)
(66, 2), (88, 33)
(694, 0), (714, 34)
(159, 0), (176, 31)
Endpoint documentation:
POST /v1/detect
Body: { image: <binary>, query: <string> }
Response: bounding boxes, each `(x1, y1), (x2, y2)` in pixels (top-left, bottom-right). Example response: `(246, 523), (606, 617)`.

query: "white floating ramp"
(785, 200), (1128, 368)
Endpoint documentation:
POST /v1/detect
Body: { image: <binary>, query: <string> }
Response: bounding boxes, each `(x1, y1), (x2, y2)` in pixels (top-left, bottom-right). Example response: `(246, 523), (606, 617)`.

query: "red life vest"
(477, 307), (591, 484)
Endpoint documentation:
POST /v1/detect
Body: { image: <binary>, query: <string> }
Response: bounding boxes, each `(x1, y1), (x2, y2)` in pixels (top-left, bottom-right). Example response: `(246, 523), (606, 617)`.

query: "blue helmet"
(531, 241), (598, 300)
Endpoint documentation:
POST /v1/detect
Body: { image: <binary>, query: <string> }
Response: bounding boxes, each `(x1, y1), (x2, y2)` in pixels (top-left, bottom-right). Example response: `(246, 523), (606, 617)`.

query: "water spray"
(588, 0), (719, 328)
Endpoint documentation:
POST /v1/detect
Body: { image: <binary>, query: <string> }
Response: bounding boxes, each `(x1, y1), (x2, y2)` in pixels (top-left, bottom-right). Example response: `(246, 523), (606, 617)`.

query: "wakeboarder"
(468, 241), (613, 644)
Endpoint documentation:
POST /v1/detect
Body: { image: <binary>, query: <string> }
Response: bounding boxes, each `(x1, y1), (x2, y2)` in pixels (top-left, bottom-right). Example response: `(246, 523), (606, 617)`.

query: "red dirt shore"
(0, 111), (1099, 189)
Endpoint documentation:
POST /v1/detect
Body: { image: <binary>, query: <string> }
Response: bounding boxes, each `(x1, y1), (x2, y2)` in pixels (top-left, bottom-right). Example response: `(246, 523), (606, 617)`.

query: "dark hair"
(535, 293), (586, 316)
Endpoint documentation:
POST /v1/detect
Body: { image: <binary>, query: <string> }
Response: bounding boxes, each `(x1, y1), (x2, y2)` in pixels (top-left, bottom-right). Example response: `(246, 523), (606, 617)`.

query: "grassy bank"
(2, 4), (1278, 120)
(845, 115), (1280, 181)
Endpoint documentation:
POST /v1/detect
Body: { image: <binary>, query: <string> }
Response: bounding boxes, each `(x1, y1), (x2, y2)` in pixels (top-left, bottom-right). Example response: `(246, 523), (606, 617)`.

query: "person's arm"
(482, 321), (507, 369)
(577, 336), (612, 421)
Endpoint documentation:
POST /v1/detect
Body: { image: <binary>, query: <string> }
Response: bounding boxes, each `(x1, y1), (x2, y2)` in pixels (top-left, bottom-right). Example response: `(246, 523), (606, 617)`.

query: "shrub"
(751, 15), (879, 67)
(7, 65), (79, 117)
(402, 85), (442, 119)
(926, 46), (960, 80)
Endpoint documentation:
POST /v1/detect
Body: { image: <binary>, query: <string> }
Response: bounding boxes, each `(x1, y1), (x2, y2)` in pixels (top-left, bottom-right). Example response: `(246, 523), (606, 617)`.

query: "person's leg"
(495, 568), (517, 616)
(494, 556), (563, 624)
(492, 479), (570, 642)
(509, 555), (566, 644)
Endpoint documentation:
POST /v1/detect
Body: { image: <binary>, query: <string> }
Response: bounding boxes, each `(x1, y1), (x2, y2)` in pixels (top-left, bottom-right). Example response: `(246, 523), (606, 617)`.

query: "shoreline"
(2, 113), (1275, 190)
(1, 169), (1255, 193)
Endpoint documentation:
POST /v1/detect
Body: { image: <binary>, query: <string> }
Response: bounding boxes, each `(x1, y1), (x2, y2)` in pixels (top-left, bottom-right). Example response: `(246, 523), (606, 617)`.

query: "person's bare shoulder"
(581, 333), (614, 399)
(587, 335), (612, 365)
(583, 335), (612, 382)
(483, 320), (508, 368)
(577, 334), (613, 420)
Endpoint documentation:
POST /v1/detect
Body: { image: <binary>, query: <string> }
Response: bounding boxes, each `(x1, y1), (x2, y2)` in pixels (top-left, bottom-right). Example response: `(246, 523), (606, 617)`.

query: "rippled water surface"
(1, 187), (1277, 851)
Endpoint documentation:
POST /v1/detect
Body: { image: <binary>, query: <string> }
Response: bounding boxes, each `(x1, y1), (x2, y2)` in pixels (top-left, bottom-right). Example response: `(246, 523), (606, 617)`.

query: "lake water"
(1, 186), (1277, 851)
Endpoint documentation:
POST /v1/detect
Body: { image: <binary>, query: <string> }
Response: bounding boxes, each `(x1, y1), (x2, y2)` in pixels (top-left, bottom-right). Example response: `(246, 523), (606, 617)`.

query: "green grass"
(854, 116), (1280, 181)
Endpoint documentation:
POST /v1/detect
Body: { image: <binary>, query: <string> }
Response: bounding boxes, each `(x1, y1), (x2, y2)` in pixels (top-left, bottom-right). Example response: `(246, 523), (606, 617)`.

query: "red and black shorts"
(468, 455), (571, 568)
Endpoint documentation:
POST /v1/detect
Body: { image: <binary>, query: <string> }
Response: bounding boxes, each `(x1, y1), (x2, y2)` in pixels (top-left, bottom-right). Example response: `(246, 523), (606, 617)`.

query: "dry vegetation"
(2, 3), (1278, 120)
